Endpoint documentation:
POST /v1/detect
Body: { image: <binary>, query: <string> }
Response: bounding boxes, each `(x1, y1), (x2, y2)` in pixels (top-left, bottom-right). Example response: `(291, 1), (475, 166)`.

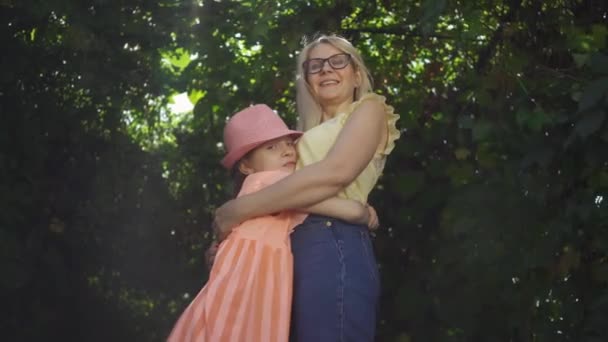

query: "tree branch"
(342, 26), (457, 40)
(474, 0), (522, 72)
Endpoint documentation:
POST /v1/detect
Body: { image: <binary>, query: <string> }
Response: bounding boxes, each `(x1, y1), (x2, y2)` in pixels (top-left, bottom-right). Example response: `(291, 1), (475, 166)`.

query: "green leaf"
(188, 89), (206, 105)
(160, 47), (191, 74)
(572, 53), (589, 68)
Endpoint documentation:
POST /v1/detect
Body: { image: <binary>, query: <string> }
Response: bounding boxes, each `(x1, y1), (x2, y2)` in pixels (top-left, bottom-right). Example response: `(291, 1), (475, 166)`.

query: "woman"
(214, 35), (400, 341)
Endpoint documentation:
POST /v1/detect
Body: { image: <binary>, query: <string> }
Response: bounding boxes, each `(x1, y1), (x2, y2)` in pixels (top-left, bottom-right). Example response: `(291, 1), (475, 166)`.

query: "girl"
(167, 104), (377, 342)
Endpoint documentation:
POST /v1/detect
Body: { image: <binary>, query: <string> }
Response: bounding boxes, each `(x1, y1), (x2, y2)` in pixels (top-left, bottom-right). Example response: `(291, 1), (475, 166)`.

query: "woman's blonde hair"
(295, 34), (374, 131)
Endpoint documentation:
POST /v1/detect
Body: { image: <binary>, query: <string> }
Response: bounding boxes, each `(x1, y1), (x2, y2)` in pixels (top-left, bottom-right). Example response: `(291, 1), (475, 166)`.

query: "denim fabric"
(290, 215), (380, 342)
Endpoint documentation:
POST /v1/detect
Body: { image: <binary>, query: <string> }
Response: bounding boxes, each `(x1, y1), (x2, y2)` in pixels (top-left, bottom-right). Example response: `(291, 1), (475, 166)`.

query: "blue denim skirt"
(289, 214), (380, 342)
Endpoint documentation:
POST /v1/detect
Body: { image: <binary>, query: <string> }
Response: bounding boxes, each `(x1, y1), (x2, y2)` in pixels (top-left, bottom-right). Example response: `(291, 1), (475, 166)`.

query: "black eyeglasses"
(302, 53), (352, 74)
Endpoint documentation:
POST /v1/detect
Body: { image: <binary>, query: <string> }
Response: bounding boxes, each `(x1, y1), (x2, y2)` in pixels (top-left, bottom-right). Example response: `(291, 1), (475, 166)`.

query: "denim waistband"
(300, 214), (368, 233)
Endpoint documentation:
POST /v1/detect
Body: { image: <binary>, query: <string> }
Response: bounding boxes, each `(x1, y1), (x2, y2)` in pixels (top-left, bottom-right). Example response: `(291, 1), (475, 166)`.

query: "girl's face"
(239, 136), (297, 175)
(305, 43), (361, 108)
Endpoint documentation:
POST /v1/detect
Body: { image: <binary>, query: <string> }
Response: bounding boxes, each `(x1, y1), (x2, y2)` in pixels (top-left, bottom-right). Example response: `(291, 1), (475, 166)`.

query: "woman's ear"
(238, 160), (255, 175)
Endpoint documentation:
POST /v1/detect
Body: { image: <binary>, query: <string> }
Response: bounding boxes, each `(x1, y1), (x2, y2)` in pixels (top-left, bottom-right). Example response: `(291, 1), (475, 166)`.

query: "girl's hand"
(366, 204), (379, 231)
(213, 199), (243, 241)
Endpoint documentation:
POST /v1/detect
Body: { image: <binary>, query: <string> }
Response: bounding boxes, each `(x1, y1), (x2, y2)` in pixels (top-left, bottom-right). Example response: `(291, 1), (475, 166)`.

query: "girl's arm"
(214, 99), (387, 233)
(304, 197), (369, 225)
(207, 201), (378, 268)
(304, 198), (380, 230)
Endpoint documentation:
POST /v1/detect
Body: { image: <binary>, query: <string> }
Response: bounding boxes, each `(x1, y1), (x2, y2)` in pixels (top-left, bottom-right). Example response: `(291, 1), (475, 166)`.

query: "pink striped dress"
(167, 170), (305, 342)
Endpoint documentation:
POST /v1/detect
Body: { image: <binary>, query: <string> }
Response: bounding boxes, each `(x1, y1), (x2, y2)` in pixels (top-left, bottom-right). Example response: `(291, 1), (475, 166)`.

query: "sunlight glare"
(168, 93), (194, 113)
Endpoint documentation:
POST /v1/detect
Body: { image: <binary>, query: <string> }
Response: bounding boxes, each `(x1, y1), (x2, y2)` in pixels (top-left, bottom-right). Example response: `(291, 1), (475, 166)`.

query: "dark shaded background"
(1, 0), (607, 341)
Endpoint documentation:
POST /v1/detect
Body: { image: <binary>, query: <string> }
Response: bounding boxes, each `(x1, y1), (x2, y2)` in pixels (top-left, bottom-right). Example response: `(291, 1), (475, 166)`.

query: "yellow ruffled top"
(296, 92), (400, 203)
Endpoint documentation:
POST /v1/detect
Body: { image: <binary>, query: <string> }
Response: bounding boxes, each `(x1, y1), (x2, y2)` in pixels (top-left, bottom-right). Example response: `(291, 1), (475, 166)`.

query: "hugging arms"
(213, 99), (387, 238)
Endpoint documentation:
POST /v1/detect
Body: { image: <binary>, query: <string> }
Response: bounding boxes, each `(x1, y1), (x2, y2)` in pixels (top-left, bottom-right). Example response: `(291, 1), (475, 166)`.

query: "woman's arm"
(215, 99), (387, 232)
(304, 197), (369, 225)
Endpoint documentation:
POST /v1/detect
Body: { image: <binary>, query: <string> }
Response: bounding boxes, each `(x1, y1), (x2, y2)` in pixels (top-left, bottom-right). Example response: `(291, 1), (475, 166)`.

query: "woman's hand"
(365, 204), (379, 231)
(213, 199), (244, 241)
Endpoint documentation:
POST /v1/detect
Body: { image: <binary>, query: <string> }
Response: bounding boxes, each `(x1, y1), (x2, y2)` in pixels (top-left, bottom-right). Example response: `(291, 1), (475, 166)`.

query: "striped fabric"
(167, 170), (304, 342)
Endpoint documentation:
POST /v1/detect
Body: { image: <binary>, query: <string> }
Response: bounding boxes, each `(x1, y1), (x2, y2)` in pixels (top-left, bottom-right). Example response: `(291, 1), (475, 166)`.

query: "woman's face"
(305, 43), (360, 108)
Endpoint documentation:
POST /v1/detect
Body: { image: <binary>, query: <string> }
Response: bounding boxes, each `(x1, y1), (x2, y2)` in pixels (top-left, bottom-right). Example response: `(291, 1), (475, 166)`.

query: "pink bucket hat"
(221, 104), (302, 169)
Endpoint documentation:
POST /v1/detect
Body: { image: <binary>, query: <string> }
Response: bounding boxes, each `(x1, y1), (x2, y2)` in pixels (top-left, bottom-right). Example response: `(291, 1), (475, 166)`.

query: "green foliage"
(2, 0), (608, 341)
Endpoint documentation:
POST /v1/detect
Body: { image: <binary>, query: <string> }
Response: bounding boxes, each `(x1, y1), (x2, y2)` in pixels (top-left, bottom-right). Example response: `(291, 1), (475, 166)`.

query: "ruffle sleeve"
(340, 92), (401, 156)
